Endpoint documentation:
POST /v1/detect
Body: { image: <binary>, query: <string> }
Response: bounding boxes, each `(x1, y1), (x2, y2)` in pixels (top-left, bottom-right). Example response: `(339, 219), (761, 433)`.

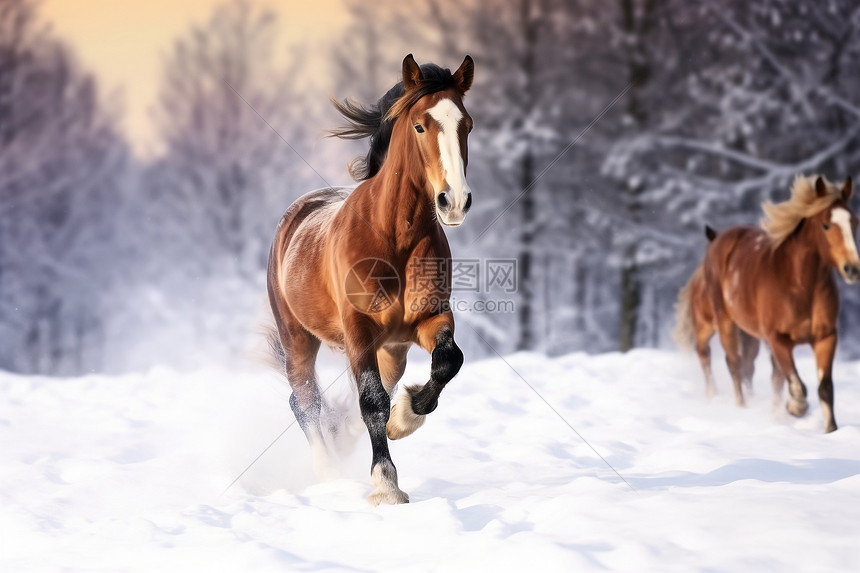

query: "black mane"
(329, 63), (457, 181)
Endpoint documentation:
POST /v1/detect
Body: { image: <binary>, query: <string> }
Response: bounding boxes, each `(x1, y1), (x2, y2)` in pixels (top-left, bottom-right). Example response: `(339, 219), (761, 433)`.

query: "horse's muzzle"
(842, 263), (860, 284)
(438, 212), (465, 227)
(436, 191), (470, 227)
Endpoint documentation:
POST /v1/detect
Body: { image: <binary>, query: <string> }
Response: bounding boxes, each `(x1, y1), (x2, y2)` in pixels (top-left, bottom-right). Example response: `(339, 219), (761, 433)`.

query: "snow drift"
(2, 349), (860, 571)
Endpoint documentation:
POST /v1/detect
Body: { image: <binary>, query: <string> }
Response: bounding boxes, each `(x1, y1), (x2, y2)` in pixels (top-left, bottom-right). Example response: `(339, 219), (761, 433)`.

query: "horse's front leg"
(387, 313), (463, 440)
(813, 333), (838, 433)
(739, 331), (759, 395)
(716, 318), (746, 407)
(770, 353), (787, 408)
(344, 313), (409, 506)
(770, 335), (808, 417)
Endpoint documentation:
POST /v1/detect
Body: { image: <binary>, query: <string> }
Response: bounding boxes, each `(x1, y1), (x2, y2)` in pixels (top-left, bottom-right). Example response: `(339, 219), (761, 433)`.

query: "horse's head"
(813, 176), (860, 284)
(399, 54), (474, 227)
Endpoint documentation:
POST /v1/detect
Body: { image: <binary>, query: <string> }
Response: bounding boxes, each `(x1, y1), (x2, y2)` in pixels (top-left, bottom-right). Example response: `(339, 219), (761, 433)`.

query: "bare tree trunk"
(617, 0), (657, 352)
(573, 259), (587, 337)
(517, 148), (535, 351)
(543, 251), (552, 349)
(619, 243), (639, 351)
(515, 0), (540, 351)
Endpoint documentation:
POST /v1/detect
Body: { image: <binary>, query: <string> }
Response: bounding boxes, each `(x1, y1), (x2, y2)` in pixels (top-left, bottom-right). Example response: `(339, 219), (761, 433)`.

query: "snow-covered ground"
(3, 348), (860, 572)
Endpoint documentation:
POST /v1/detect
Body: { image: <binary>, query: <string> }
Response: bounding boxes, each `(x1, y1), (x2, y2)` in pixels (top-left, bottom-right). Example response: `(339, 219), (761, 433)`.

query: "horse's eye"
(414, 124), (424, 133)
(823, 223), (830, 230)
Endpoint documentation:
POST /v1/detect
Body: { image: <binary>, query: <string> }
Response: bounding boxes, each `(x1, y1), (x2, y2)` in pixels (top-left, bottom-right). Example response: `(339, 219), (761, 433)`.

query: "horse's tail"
(264, 321), (287, 374)
(673, 267), (700, 352)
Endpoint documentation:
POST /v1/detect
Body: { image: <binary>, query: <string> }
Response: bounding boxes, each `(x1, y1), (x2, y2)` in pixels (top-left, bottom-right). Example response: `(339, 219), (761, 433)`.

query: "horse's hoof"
(368, 462), (409, 505)
(367, 487), (410, 506)
(825, 423), (838, 433)
(787, 399), (809, 417)
(386, 386), (426, 440)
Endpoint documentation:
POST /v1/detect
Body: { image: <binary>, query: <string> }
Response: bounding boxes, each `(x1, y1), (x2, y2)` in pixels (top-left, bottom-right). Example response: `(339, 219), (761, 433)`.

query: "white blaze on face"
(427, 99), (470, 213)
(832, 207), (860, 262)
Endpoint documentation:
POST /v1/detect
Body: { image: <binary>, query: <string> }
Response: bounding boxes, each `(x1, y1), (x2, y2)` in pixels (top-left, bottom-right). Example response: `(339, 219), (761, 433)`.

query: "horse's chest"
(774, 286), (836, 343)
(401, 255), (452, 320)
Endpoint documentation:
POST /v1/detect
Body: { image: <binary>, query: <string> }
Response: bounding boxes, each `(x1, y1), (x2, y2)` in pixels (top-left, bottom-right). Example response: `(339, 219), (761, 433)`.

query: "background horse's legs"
(770, 354), (786, 407)
(739, 331), (759, 395)
(813, 334), (838, 432)
(344, 313), (408, 506)
(769, 336), (809, 417)
(387, 313), (463, 440)
(717, 319), (746, 407)
(694, 320), (717, 399)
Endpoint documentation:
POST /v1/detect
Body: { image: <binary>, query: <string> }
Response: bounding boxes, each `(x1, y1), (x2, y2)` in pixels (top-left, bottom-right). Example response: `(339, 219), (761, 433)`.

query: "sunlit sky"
(40, 0), (348, 158)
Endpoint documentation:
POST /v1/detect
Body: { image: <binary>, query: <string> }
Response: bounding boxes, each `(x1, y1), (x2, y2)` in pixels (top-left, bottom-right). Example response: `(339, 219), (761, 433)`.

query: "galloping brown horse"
(676, 175), (858, 432)
(267, 55), (474, 504)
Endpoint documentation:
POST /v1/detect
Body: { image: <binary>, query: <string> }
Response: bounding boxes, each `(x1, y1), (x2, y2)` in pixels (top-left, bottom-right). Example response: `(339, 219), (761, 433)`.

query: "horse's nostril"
(437, 192), (450, 211)
(464, 193), (472, 212)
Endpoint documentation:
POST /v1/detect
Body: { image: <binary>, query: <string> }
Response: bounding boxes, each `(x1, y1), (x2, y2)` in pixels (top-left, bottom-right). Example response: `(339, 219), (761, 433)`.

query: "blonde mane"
(761, 174), (843, 249)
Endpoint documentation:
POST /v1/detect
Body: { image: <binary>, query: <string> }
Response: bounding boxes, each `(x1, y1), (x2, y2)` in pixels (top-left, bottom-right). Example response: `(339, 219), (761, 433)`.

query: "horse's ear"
(815, 176), (828, 198)
(705, 225), (717, 241)
(452, 55), (474, 93)
(402, 54), (423, 91)
(842, 176), (853, 201)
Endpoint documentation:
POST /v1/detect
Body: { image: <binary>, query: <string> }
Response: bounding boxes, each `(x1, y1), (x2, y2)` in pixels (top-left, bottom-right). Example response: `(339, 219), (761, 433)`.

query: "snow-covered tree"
(0, 0), (129, 374)
(116, 0), (317, 367)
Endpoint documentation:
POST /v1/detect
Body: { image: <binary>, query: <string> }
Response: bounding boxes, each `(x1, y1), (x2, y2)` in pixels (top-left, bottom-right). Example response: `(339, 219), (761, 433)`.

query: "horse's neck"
(778, 226), (830, 284)
(369, 147), (436, 251)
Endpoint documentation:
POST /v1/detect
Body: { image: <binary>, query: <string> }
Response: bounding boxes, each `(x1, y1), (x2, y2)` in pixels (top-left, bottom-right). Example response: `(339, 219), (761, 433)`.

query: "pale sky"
(40, 0), (348, 158)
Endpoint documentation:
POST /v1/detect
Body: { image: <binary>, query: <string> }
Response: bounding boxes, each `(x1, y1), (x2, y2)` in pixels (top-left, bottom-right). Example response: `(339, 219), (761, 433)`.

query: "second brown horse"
(676, 175), (858, 432)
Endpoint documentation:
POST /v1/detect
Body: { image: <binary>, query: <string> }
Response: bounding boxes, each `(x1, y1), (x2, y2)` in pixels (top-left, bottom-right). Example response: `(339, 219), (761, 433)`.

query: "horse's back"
(703, 225), (777, 337)
(268, 187), (352, 341)
(703, 226), (768, 281)
(270, 188), (349, 256)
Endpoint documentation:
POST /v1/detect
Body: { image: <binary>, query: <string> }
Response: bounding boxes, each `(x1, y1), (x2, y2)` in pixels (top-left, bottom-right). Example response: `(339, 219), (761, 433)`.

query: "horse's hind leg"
(284, 331), (324, 436)
(387, 313), (463, 440)
(739, 331), (759, 395)
(716, 319), (746, 407)
(813, 333), (838, 432)
(769, 335), (808, 417)
(694, 321), (717, 399)
(272, 305), (325, 445)
(690, 277), (717, 398)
